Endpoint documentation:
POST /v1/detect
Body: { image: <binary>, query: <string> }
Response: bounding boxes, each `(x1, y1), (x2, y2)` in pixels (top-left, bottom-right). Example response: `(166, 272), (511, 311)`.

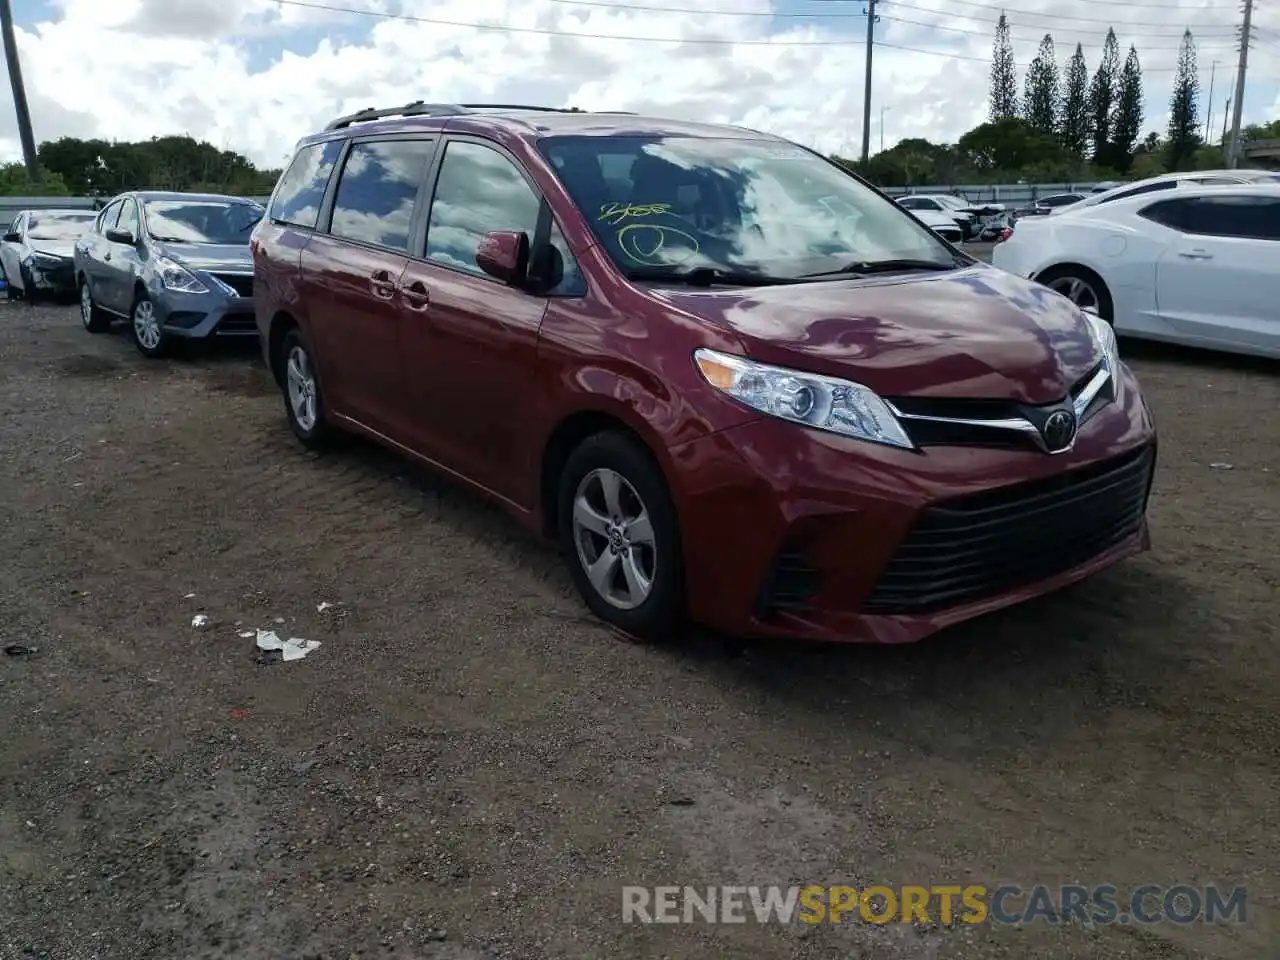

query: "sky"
(1, 0), (1277, 171)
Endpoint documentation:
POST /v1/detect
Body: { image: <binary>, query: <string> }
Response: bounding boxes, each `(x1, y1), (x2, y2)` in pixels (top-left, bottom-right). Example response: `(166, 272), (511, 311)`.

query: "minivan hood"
(156, 241), (252, 273)
(653, 265), (1100, 404)
(29, 239), (76, 258)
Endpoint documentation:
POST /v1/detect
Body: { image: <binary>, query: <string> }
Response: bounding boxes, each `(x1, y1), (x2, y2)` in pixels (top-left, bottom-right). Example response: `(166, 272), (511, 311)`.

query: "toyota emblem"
(1041, 410), (1077, 452)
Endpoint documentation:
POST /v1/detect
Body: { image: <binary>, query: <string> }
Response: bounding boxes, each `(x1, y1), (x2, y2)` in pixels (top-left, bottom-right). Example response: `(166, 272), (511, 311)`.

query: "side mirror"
(2, 232), (19, 243)
(475, 230), (529, 285)
(105, 228), (135, 245)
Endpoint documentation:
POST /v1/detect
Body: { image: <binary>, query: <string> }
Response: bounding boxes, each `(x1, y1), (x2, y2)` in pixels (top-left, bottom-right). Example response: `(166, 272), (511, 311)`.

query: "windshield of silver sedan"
(538, 135), (960, 282)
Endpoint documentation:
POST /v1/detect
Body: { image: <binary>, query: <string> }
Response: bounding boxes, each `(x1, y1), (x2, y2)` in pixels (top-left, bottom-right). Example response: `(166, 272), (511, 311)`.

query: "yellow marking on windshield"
(617, 223), (700, 264)
(598, 202), (673, 225)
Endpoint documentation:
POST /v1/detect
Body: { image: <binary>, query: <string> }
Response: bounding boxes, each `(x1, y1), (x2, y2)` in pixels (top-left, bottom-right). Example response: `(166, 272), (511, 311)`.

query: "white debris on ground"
(255, 629), (320, 662)
(191, 614), (210, 628)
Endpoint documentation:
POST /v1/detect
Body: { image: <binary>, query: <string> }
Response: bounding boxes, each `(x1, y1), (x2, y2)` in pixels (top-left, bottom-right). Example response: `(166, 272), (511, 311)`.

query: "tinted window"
(898, 197), (934, 210)
(116, 199), (139, 236)
(540, 135), (953, 278)
(1190, 177), (1240, 186)
(7, 214), (21, 234)
(1146, 195), (1280, 240)
(1042, 194), (1082, 207)
(27, 213), (95, 240)
(271, 139), (343, 229)
(328, 139), (435, 251)
(1098, 181), (1175, 204)
(547, 221), (586, 296)
(425, 141), (540, 275)
(144, 200), (263, 244)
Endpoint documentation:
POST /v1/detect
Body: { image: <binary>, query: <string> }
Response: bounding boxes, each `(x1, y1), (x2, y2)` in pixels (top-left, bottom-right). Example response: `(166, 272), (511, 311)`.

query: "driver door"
(100, 198), (142, 313)
(1, 214), (24, 288)
(79, 200), (122, 306)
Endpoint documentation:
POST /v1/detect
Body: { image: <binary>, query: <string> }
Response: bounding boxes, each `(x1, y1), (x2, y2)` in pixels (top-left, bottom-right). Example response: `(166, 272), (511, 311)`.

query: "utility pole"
(0, 0), (38, 180)
(1226, 0), (1253, 168)
(860, 0), (877, 163)
(1205, 60), (1217, 145)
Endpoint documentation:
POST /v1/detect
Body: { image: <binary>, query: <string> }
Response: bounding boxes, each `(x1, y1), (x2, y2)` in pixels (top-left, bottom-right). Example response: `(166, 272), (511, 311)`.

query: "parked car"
(74, 191), (264, 357)
(893, 194), (998, 239)
(253, 102), (1156, 645)
(993, 182), (1280, 359)
(1, 208), (97, 302)
(894, 201), (963, 242)
(1052, 169), (1280, 216)
(1013, 192), (1085, 220)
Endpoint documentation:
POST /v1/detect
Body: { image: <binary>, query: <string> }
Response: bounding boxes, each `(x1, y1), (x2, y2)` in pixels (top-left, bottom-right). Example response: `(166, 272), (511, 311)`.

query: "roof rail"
(457, 103), (579, 113)
(324, 100), (467, 131)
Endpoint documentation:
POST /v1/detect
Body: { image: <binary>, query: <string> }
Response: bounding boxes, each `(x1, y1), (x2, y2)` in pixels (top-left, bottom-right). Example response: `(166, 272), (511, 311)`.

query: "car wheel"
(279, 326), (335, 448)
(20, 267), (38, 305)
(558, 431), (684, 640)
(1037, 266), (1115, 324)
(79, 280), (110, 332)
(130, 292), (167, 358)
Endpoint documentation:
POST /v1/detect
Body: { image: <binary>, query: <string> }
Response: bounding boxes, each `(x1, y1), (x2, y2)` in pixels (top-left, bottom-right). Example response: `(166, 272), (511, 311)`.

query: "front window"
(27, 213), (96, 240)
(539, 136), (953, 279)
(143, 200), (264, 244)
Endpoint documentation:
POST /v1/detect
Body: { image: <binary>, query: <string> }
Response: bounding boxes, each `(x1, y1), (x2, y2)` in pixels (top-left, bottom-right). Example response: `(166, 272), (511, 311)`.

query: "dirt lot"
(1, 299), (1276, 960)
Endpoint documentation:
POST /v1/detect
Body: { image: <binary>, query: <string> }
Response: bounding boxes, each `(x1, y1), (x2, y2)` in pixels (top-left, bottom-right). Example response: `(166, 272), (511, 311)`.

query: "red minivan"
(252, 103), (1156, 645)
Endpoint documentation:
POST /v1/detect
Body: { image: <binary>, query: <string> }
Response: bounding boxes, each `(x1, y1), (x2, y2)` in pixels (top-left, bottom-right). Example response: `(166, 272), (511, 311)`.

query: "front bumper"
(150, 282), (258, 339)
(25, 257), (76, 295)
(668, 364), (1157, 644)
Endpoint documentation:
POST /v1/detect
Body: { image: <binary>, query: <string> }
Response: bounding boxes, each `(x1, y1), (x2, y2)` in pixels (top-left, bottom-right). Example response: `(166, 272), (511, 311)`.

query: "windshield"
(27, 213), (95, 240)
(143, 200), (263, 244)
(539, 136), (953, 279)
(935, 196), (966, 210)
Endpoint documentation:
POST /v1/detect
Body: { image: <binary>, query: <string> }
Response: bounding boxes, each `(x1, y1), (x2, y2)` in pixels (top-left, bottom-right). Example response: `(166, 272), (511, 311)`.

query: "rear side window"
(1144, 195), (1280, 241)
(328, 139), (436, 251)
(424, 141), (540, 275)
(270, 139), (343, 229)
(1098, 181), (1175, 204)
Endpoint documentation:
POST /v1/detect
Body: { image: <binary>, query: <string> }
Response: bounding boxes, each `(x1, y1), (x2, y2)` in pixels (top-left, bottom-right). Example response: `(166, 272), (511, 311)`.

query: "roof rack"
(325, 101), (634, 130)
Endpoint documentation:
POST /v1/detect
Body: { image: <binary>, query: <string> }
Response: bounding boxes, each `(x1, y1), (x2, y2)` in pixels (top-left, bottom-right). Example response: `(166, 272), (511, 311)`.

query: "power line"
(807, 0), (1235, 11)
(881, 12), (1239, 51)
(883, 0), (1238, 31)
(874, 36), (1199, 70)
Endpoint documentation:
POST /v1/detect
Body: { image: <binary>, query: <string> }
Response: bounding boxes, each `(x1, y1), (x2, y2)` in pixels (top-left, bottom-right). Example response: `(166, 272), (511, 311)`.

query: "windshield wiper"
(149, 235), (191, 242)
(622, 265), (790, 287)
(801, 256), (967, 279)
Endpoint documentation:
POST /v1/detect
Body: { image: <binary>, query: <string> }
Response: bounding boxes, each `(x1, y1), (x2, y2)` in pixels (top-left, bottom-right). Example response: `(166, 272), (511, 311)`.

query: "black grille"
(755, 548), (822, 617)
(863, 445), (1155, 614)
(213, 273), (254, 298)
(216, 313), (257, 334)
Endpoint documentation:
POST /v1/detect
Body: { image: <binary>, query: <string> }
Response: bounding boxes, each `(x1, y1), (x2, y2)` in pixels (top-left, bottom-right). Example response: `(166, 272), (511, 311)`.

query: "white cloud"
(2, 0), (1277, 171)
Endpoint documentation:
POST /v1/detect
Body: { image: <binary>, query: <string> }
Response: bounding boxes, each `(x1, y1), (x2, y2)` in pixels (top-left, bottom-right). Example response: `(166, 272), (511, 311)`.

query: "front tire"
(79, 280), (110, 332)
(279, 326), (335, 448)
(20, 267), (38, 305)
(130, 292), (168, 357)
(557, 431), (684, 641)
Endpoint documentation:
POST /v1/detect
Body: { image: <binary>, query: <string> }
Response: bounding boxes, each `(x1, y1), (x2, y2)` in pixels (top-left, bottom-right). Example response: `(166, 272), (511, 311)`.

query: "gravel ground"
(1, 299), (1277, 960)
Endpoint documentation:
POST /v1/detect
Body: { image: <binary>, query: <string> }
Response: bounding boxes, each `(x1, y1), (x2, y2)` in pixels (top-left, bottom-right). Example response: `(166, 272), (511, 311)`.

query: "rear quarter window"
(269, 139), (344, 229)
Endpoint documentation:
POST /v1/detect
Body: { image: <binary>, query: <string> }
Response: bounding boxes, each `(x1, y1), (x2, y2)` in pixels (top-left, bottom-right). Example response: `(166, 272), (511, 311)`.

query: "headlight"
(693, 348), (913, 449)
(29, 252), (63, 267)
(1083, 312), (1119, 371)
(154, 256), (208, 294)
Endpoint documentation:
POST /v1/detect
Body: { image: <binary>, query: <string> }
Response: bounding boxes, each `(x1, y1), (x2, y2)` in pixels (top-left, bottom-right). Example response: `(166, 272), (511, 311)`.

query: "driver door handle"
(400, 280), (430, 312)
(369, 268), (396, 299)
(1178, 249), (1213, 260)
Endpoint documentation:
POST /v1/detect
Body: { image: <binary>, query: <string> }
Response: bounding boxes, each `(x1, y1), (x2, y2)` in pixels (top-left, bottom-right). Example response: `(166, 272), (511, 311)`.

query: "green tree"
(1166, 29), (1202, 170)
(958, 117), (1073, 177)
(1022, 34), (1060, 136)
(1088, 29), (1120, 166)
(989, 13), (1018, 121)
(36, 135), (279, 196)
(1060, 43), (1091, 158)
(1111, 46), (1144, 173)
(0, 163), (70, 196)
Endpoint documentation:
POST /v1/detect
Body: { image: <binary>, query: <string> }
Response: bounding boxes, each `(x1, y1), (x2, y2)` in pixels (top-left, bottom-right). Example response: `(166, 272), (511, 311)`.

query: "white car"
(896, 202), (964, 243)
(1051, 169), (1280, 216)
(895, 194), (987, 238)
(992, 183), (1280, 359)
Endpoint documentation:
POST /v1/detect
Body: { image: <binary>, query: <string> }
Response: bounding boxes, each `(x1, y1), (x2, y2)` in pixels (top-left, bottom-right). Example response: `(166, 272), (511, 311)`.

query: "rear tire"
(279, 326), (336, 449)
(79, 279), (110, 332)
(557, 431), (684, 641)
(1037, 266), (1115, 325)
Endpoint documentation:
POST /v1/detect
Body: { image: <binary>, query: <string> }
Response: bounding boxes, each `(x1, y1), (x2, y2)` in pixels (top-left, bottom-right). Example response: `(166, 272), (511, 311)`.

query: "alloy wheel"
(80, 285), (93, 328)
(1046, 275), (1100, 314)
(133, 300), (161, 350)
(571, 467), (657, 611)
(285, 344), (318, 432)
